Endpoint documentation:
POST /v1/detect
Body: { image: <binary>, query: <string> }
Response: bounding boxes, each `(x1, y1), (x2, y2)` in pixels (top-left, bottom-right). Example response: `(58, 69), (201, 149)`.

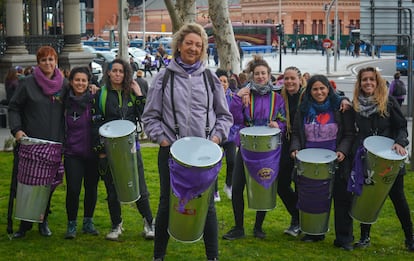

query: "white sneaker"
(214, 192), (221, 202)
(106, 222), (123, 241)
(143, 218), (155, 239)
(223, 185), (232, 199)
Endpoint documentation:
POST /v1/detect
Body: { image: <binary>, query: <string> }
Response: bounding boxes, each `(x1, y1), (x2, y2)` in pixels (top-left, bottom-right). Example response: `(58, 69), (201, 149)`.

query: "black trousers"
(277, 148), (299, 225)
(333, 173), (354, 245)
(64, 155), (99, 221)
(102, 149), (153, 228)
(231, 149), (266, 230)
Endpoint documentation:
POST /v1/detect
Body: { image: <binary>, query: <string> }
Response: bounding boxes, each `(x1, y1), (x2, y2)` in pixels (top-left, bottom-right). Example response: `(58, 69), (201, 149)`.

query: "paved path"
(1, 50), (408, 152)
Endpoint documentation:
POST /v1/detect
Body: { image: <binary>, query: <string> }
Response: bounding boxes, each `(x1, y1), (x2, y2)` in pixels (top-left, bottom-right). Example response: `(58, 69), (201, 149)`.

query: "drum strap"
(161, 69), (215, 139)
(245, 91), (277, 126)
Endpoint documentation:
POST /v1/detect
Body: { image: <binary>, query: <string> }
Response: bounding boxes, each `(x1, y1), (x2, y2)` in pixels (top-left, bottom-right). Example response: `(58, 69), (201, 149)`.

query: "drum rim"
(363, 136), (407, 161)
(239, 126), (281, 136)
(99, 119), (136, 138)
(170, 136), (222, 167)
(296, 148), (337, 163)
(20, 136), (62, 145)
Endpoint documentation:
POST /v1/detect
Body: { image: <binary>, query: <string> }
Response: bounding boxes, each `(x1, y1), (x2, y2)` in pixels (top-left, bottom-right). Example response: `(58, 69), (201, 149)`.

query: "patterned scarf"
(357, 95), (378, 117)
(307, 100), (332, 122)
(248, 80), (273, 96)
(33, 66), (64, 96)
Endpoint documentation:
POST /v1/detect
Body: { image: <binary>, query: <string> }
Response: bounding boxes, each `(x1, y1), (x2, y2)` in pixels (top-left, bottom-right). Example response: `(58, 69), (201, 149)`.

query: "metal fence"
(0, 35), (65, 55)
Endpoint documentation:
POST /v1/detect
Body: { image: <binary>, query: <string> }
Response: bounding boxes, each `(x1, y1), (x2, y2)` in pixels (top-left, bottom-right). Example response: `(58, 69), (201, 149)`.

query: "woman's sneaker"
(354, 237), (370, 248)
(223, 185), (232, 199)
(284, 224), (301, 237)
(214, 192), (221, 202)
(106, 222), (123, 241)
(222, 227), (245, 240)
(143, 218), (155, 239)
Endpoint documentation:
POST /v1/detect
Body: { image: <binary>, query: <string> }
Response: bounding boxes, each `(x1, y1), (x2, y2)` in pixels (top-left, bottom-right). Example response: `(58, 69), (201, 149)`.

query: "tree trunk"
(208, 0), (240, 73)
(165, 0), (196, 33)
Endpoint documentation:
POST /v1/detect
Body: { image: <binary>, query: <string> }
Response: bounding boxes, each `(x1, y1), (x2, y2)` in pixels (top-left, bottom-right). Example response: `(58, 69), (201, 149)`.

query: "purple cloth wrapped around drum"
(240, 147), (280, 189)
(169, 158), (222, 213)
(297, 175), (331, 214)
(17, 142), (64, 190)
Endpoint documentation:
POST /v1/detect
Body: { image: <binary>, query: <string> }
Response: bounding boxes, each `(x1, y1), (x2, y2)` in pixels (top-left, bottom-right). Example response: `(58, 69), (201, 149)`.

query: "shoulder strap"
(204, 69), (215, 93)
(162, 69), (171, 92)
(99, 85), (107, 115)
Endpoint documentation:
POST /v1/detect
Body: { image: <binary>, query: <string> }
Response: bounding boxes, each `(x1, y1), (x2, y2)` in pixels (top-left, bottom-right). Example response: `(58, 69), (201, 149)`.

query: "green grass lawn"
(1, 146), (414, 260)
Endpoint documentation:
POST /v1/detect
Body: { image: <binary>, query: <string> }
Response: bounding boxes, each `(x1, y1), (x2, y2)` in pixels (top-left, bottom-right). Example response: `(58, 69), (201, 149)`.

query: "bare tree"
(164, 0), (196, 33)
(163, 0), (239, 73)
(208, 0), (240, 73)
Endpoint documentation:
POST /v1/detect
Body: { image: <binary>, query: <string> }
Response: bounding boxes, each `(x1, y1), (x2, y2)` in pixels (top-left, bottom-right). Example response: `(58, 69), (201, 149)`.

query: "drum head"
(363, 136), (406, 161)
(20, 137), (61, 145)
(99, 120), (136, 138)
(170, 137), (222, 167)
(296, 148), (337, 163)
(239, 126), (281, 136)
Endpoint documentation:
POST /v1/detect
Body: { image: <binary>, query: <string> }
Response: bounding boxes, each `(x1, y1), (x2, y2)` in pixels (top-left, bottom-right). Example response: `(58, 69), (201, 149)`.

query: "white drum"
(296, 148), (337, 235)
(239, 126), (281, 152)
(169, 137), (222, 242)
(350, 136), (407, 224)
(99, 120), (140, 203)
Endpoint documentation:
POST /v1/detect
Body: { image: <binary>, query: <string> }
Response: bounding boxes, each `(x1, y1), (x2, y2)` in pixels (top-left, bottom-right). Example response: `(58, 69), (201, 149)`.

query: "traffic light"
(276, 24), (284, 35)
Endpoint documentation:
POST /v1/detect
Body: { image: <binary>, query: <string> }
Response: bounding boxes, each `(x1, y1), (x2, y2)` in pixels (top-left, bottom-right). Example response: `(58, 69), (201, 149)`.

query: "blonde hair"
(171, 23), (208, 62)
(353, 67), (388, 117)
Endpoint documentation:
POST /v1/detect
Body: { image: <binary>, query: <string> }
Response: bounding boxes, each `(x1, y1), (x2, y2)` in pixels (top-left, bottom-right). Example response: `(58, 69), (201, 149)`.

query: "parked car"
(93, 50), (116, 72)
(110, 47), (156, 69)
(82, 45), (103, 82)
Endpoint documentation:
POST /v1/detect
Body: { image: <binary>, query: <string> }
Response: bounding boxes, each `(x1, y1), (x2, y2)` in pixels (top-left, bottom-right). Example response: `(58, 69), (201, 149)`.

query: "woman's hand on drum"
(268, 121), (279, 129)
(392, 143), (407, 156)
(211, 135), (220, 145)
(336, 151), (345, 162)
(15, 130), (27, 142)
(290, 150), (298, 159)
(160, 139), (171, 147)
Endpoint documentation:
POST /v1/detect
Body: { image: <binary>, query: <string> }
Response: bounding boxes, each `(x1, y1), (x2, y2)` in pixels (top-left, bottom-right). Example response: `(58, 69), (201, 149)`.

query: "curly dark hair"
(101, 58), (133, 96)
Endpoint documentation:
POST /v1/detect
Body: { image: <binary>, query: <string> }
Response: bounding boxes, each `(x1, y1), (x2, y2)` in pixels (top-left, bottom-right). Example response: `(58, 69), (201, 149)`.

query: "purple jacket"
(142, 59), (233, 144)
(229, 89), (287, 146)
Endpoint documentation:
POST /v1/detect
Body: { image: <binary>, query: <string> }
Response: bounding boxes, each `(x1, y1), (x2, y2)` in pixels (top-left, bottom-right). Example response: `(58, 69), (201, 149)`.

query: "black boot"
(13, 221), (33, 239)
(354, 223), (371, 248)
(405, 236), (414, 252)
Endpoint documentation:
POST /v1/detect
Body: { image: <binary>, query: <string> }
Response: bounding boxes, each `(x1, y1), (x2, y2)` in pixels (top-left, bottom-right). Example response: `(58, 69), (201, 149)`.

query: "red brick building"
(90, 0), (360, 38)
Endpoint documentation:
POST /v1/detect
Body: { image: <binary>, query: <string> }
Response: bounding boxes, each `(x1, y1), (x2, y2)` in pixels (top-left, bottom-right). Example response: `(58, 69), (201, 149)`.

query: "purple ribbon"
(297, 175), (332, 214)
(240, 147), (281, 189)
(169, 157), (222, 213)
(347, 145), (367, 196)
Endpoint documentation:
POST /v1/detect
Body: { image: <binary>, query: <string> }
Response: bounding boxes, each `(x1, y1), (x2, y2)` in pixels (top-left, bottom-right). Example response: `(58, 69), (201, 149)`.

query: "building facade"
(89, 0), (360, 38)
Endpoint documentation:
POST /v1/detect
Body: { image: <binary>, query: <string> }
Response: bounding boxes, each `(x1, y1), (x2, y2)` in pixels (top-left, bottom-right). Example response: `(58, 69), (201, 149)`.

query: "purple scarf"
(176, 57), (202, 74)
(33, 66), (64, 96)
(347, 145), (367, 195)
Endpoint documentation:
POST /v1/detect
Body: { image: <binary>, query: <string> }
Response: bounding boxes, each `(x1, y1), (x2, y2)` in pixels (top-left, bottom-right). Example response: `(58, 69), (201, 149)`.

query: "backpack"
(392, 80), (406, 96)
